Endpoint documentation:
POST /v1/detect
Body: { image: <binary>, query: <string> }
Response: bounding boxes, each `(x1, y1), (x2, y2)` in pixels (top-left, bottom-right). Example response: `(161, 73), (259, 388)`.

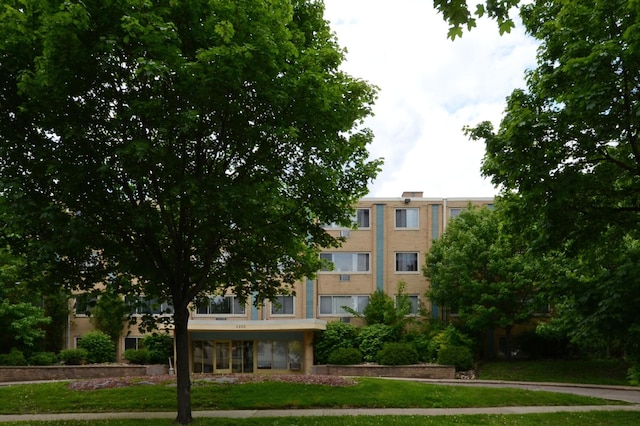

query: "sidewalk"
(1, 379), (639, 422)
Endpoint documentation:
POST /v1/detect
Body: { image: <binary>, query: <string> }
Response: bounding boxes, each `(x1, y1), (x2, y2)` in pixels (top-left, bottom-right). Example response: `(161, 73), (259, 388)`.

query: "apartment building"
(68, 192), (493, 374)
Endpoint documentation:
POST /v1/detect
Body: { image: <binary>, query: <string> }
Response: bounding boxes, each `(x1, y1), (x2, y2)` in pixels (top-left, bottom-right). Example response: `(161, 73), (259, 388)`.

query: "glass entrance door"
(232, 341), (254, 373)
(214, 341), (231, 373)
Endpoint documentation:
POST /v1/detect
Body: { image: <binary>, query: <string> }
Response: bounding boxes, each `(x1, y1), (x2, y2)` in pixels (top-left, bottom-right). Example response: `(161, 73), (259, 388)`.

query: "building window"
(127, 295), (174, 316)
(124, 336), (143, 351)
(319, 295), (369, 315)
(395, 252), (418, 272)
(74, 293), (97, 316)
(449, 208), (463, 218)
(397, 295), (420, 315)
(271, 295), (294, 315)
(196, 295), (246, 315)
(320, 252), (370, 272)
(395, 208), (419, 228)
(356, 208), (370, 228)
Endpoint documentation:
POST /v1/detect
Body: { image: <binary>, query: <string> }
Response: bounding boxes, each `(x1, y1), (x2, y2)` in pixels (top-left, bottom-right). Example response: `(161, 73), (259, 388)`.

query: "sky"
(322, 0), (540, 198)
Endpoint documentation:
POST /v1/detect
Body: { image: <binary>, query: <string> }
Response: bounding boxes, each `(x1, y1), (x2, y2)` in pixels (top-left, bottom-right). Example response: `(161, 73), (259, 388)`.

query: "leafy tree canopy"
(424, 205), (551, 357)
(433, 0), (522, 39)
(466, 0), (640, 250)
(0, 0), (381, 422)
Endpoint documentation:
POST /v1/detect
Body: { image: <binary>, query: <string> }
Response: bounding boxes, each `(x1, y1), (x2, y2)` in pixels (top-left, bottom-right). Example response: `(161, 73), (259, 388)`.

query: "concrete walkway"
(1, 379), (639, 422)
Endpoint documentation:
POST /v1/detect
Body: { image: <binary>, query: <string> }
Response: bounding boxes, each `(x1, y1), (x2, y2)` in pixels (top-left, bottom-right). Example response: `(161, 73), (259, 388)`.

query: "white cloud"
(323, 0), (539, 198)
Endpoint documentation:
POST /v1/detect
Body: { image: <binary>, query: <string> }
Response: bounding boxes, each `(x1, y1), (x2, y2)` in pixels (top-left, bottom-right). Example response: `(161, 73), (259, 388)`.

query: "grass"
(478, 359), (632, 385)
(3, 412), (640, 426)
(0, 377), (623, 415)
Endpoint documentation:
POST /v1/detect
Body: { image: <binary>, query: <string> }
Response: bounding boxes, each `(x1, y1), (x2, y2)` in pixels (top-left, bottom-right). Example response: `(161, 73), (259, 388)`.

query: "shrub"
(403, 332), (431, 362)
(29, 352), (58, 366)
(60, 348), (88, 365)
(314, 321), (359, 364)
(123, 349), (150, 365)
(437, 345), (474, 371)
(78, 331), (116, 363)
(427, 325), (473, 362)
(358, 324), (399, 362)
(327, 347), (363, 365)
(377, 342), (419, 365)
(141, 333), (174, 364)
(0, 348), (27, 366)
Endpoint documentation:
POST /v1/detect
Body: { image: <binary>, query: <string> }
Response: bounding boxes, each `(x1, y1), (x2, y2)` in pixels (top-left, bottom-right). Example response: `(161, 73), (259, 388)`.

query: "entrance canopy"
(188, 318), (327, 332)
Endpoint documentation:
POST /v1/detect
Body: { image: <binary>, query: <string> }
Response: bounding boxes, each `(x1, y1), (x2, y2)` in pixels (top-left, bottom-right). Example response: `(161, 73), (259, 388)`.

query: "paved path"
(1, 379), (639, 422)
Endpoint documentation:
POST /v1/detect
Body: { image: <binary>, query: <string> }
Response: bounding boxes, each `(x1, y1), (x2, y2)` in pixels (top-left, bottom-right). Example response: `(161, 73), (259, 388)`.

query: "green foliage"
(91, 285), (130, 343)
(123, 349), (150, 365)
(327, 347), (362, 365)
(0, 1), (380, 421)
(427, 325), (474, 363)
(0, 348), (27, 366)
(403, 331), (432, 362)
(59, 349), (88, 365)
(314, 321), (359, 364)
(28, 352), (58, 366)
(433, 0), (521, 39)
(377, 342), (418, 366)
(78, 331), (116, 364)
(437, 345), (475, 371)
(424, 205), (548, 358)
(357, 324), (399, 363)
(141, 333), (174, 364)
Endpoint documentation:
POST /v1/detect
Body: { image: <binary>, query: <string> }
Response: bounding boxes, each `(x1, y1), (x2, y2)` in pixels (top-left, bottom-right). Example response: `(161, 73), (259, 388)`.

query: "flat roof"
(187, 318), (327, 332)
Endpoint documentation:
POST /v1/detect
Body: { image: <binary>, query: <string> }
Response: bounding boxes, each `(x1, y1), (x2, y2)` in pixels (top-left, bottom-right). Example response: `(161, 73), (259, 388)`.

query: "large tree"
(424, 206), (549, 358)
(465, 0), (640, 367)
(0, 0), (380, 423)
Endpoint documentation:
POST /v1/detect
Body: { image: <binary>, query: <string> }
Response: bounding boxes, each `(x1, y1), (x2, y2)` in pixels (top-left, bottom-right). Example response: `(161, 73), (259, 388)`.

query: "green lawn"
(0, 377), (622, 415)
(478, 359), (632, 385)
(3, 412), (640, 426)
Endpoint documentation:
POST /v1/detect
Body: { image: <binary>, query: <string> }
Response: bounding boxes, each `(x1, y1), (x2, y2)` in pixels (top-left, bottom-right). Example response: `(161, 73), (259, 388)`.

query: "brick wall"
(0, 365), (168, 383)
(311, 364), (455, 379)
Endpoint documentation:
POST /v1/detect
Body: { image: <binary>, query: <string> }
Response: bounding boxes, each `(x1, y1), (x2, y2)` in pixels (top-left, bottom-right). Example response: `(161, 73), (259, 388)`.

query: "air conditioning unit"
(339, 274), (351, 282)
(339, 230), (351, 238)
(340, 317), (351, 324)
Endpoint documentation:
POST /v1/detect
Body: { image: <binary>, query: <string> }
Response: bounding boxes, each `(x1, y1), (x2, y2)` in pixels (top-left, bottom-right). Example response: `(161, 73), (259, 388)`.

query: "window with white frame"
(449, 208), (463, 218)
(271, 295), (294, 315)
(124, 336), (143, 351)
(395, 208), (419, 228)
(127, 295), (174, 315)
(355, 208), (370, 228)
(74, 293), (97, 316)
(396, 295), (420, 315)
(196, 295), (246, 315)
(319, 295), (369, 315)
(320, 252), (370, 272)
(395, 252), (418, 272)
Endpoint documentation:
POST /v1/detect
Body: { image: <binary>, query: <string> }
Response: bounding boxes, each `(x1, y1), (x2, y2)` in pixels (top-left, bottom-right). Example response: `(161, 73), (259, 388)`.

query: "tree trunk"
(174, 305), (193, 425)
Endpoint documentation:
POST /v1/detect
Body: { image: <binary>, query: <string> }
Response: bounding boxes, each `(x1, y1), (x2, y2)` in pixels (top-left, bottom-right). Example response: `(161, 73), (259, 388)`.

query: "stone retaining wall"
(0, 365), (169, 383)
(311, 364), (455, 379)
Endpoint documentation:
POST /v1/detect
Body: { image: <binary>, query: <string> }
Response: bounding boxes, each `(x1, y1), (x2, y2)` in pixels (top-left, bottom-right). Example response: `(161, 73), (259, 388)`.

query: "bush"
(327, 347), (363, 365)
(123, 349), (150, 365)
(0, 348), (27, 366)
(403, 332), (431, 362)
(141, 333), (174, 364)
(28, 352), (58, 366)
(314, 322), (359, 364)
(60, 348), (88, 365)
(427, 325), (473, 362)
(437, 345), (474, 371)
(358, 324), (399, 362)
(78, 331), (116, 363)
(377, 342), (419, 365)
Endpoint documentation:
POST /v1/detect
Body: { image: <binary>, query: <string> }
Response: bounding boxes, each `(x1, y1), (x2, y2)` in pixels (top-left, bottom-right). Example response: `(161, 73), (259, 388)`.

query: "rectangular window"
(356, 208), (370, 228)
(395, 208), (419, 228)
(197, 296), (246, 315)
(74, 293), (97, 316)
(449, 208), (463, 218)
(395, 252), (418, 272)
(124, 336), (143, 351)
(320, 252), (370, 272)
(127, 295), (174, 316)
(319, 295), (369, 315)
(271, 295), (294, 315)
(396, 295), (420, 315)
